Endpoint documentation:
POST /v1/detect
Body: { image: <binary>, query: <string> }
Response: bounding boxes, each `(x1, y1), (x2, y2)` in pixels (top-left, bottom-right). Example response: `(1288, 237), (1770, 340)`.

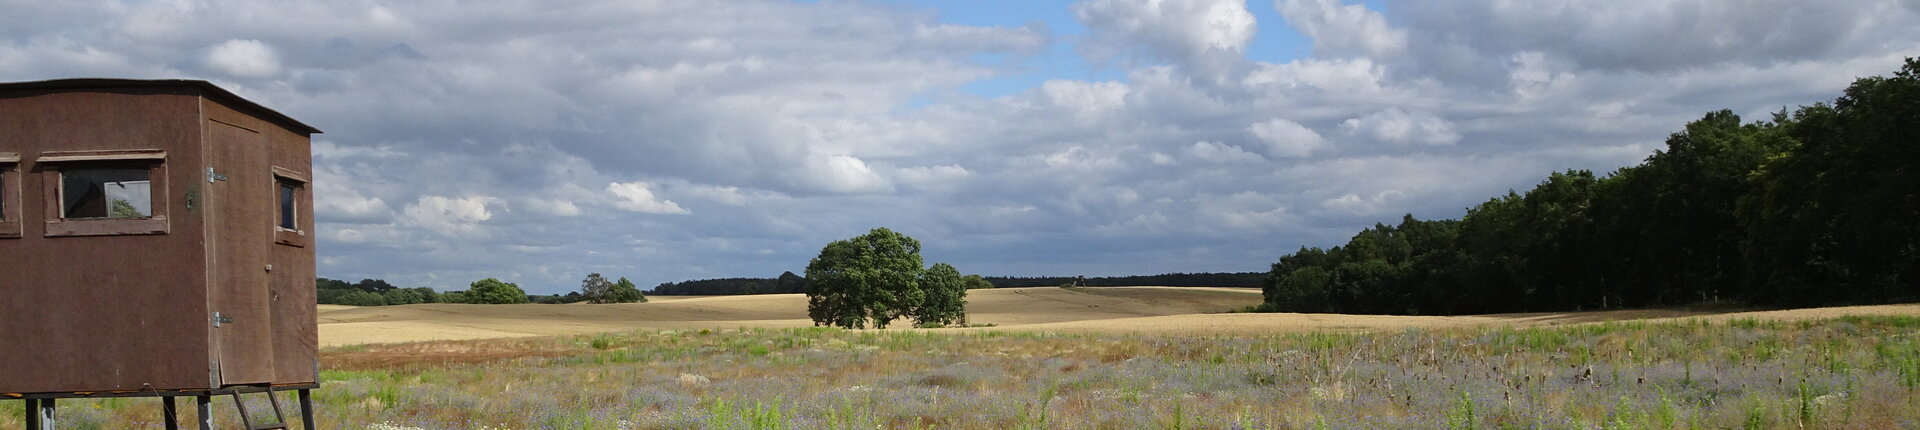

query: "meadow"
(9, 314), (1920, 429)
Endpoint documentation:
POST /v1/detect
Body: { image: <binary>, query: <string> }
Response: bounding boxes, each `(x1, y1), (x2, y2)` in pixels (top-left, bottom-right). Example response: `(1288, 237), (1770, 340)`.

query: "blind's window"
(278, 181), (298, 229)
(62, 168), (152, 219)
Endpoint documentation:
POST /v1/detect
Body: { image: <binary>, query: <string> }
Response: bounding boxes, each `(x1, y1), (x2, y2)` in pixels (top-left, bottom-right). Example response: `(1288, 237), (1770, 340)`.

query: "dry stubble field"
(10, 287), (1920, 429)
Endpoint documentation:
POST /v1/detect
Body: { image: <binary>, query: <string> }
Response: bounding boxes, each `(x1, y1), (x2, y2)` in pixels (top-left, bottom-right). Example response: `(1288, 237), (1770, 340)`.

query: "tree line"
(648, 272), (810, 295)
(984, 272), (1262, 288)
(316, 273), (648, 306)
(1262, 59), (1919, 315)
(647, 271), (1257, 295)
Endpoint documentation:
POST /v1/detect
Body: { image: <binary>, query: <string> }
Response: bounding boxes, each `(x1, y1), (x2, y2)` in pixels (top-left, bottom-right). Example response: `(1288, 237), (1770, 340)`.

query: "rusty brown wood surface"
(0, 81), (317, 393)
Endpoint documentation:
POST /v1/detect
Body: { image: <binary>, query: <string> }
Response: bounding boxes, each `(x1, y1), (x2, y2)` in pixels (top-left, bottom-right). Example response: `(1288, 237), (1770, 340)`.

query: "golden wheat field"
(320, 286), (1920, 346)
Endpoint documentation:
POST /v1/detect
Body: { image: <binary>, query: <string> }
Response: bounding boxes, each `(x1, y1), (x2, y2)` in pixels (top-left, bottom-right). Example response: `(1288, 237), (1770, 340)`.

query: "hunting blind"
(0, 79), (321, 429)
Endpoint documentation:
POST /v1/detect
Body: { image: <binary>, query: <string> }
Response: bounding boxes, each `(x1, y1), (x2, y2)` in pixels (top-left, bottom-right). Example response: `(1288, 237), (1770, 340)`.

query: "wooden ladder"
(229, 388), (289, 430)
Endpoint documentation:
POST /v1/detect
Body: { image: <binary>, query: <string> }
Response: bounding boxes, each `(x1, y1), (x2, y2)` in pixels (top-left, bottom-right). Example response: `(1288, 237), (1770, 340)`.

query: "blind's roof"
(0, 78), (322, 134)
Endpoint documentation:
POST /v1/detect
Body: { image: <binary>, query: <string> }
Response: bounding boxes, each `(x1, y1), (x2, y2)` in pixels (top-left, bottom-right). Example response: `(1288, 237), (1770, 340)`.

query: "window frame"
(0, 152), (19, 239)
(271, 166), (308, 247)
(36, 149), (169, 237)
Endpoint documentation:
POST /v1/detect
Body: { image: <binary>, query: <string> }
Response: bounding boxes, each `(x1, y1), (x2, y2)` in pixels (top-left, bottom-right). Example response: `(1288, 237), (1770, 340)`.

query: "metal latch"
(206, 167), (228, 183)
(212, 311), (233, 327)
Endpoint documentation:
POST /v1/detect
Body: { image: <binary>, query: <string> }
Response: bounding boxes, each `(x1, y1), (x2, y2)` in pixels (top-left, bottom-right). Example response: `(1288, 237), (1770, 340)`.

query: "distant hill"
(647, 271), (1262, 295)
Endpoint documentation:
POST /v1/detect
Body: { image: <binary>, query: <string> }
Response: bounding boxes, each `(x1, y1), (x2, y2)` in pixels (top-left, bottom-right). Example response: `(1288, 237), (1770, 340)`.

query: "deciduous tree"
(805, 227), (925, 329)
(914, 263), (968, 327)
(465, 278), (530, 304)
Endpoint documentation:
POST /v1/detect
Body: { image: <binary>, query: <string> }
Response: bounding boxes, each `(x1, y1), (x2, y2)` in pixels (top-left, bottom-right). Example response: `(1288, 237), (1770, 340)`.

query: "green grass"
(7, 317), (1920, 429)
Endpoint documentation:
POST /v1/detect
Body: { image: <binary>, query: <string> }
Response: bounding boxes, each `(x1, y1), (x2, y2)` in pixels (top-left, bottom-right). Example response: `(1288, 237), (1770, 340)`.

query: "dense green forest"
(1262, 59), (1919, 315)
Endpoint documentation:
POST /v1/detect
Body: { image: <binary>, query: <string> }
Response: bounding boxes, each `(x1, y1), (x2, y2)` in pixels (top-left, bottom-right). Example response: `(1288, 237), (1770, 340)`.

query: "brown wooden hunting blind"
(0, 79), (322, 428)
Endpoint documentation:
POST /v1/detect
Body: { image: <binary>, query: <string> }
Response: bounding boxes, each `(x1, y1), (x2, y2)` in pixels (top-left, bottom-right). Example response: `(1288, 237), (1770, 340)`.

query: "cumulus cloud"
(1276, 0), (1409, 58)
(1040, 80), (1132, 120)
(205, 39), (281, 77)
(1338, 108), (1462, 146)
(1319, 190), (1408, 217)
(607, 182), (689, 215)
(403, 196), (496, 237)
(1074, 0), (1256, 79)
(1184, 141), (1264, 163)
(795, 154), (892, 194)
(1247, 118), (1332, 158)
(891, 164), (974, 192)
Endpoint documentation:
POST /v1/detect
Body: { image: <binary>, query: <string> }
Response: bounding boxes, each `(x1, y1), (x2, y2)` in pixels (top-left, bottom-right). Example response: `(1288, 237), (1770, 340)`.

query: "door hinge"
(212, 311), (233, 328)
(206, 167), (228, 183)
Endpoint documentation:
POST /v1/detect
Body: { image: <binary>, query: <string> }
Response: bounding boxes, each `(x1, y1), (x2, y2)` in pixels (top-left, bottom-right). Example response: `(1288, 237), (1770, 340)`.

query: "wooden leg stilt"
(196, 395), (213, 430)
(298, 389), (315, 429)
(163, 396), (181, 430)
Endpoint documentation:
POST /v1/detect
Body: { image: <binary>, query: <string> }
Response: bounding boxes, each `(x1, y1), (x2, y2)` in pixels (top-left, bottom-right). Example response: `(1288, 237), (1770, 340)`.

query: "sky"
(4, 0), (1917, 294)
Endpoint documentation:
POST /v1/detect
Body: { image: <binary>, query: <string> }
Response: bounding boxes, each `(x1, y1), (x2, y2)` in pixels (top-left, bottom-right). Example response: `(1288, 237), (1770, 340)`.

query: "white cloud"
(1248, 118), (1332, 157)
(1276, 0), (1408, 58)
(1037, 146), (1125, 172)
(682, 184), (752, 206)
(1244, 58), (1386, 94)
(205, 39), (281, 78)
(402, 196), (496, 237)
(1073, 0), (1256, 79)
(1040, 80), (1131, 120)
(795, 154), (892, 194)
(607, 182), (689, 214)
(1184, 141), (1265, 163)
(1508, 51), (1576, 98)
(317, 193), (392, 222)
(1319, 190), (1408, 217)
(891, 164), (974, 191)
(1338, 108), (1462, 146)
(1147, 152), (1179, 166)
(527, 199), (582, 217)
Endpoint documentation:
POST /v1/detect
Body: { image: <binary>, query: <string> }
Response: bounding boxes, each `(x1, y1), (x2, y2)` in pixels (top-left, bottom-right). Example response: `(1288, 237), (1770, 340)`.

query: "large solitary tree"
(805, 228), (926, 329)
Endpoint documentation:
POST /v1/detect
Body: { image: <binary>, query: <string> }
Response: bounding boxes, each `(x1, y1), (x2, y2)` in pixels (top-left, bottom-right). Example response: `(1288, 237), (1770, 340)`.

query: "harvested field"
(321, 286), (1920, 347)
(318, 287), (1264, 346)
